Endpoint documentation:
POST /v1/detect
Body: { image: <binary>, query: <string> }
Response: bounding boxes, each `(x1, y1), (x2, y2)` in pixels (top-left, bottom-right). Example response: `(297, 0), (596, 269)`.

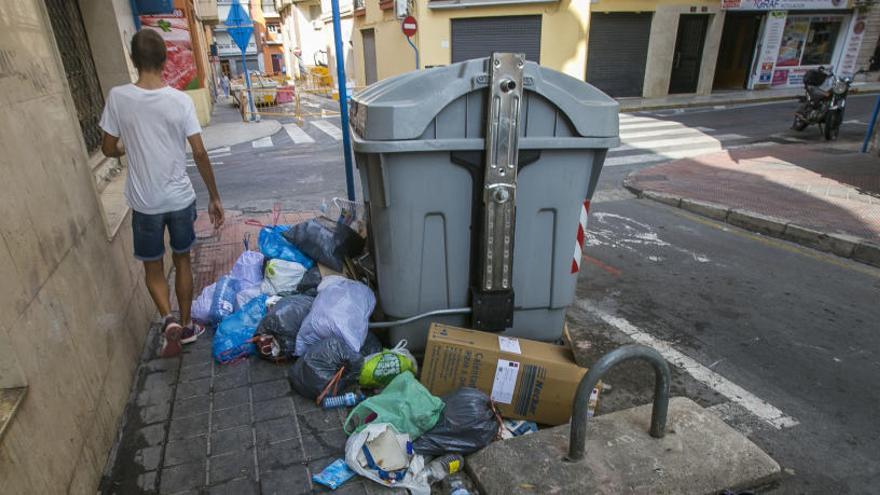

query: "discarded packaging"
(359, 340), (418, 389)
(501, 419), (538, 439)
(312, 458), (356, 490)
(424, 454), (464, 484)
(289, 337), (363, 400)
(413, 387), (498, 456)
(344, 423), (429, 495)
(344, 371), (444, 439)
(420, 324), (591, 425)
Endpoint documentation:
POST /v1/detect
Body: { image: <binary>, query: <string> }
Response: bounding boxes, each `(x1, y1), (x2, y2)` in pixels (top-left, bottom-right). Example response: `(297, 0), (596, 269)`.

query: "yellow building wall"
(353, 0), (591, 86)
(590, 0), (716, 12)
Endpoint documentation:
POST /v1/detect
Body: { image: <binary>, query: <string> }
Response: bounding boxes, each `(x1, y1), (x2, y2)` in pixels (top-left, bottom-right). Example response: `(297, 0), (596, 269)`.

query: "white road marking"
(615, 133), (747, 151)
(575, 300), (799, 429)
(604, 145), (725, 166)
(618, 120), (691, 130)
(312, 120), (342, 140)
(284, 123), (315, 144)
(187, 160), (223, 168)
(208, 146), (231, 155)
(843, 119), (868, 125)
(251, 136), (274, 148)
(620, 126), (715, 140)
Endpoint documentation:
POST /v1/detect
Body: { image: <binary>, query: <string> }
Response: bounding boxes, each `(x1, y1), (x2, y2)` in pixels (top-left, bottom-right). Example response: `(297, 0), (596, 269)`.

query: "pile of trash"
(195, 208), (594, 493)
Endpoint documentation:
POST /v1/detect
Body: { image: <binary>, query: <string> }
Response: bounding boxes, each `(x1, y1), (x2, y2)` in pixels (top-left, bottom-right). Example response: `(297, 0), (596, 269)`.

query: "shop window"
(777, 15), (843, 68)
(802, 20), (842, 66)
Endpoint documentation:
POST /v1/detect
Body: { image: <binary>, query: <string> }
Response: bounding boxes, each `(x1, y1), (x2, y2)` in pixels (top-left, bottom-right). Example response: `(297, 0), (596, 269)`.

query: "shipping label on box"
(420, 324), (589, 425)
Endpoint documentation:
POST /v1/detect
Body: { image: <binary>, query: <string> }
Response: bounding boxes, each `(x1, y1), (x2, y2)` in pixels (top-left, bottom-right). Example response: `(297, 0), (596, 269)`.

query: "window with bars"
(44, 0), (105, 154)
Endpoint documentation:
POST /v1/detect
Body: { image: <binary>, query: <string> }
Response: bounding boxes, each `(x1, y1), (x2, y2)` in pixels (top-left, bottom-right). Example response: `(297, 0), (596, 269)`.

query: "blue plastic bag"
(208, 276), (240, 324)
(258, 225), (314, 269)
(312, 458), (356, 490)
(213, 294), (268, 363)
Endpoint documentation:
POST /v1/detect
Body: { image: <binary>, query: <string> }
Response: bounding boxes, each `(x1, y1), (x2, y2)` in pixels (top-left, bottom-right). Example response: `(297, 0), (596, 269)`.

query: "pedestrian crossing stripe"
(252, 136), (274, 148)
(312, 120), (342, 140)
(284, 123), (315, 144)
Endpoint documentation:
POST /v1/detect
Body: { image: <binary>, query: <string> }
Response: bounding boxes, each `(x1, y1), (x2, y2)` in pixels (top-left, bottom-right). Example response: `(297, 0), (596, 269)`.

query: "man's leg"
(173, 252), (193, 327)
(143, 259), (172, 317)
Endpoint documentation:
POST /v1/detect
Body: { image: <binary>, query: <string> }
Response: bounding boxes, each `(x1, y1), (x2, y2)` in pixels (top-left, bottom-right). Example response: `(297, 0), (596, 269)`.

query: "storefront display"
(721, 0), (864, 90)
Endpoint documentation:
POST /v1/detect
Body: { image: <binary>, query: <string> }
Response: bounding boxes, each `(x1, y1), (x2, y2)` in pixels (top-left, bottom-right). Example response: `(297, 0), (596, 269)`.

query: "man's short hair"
(131, 29), (166, 72)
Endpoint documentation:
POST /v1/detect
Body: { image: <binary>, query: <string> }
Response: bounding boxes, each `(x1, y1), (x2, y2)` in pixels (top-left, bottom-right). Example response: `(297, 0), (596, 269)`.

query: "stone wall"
(0, 0), (158, 492)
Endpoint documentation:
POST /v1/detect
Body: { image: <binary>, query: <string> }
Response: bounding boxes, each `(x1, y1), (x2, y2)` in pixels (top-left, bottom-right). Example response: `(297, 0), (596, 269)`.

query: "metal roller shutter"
(451, 15), (541, 63)
(587, 13), (652, 97)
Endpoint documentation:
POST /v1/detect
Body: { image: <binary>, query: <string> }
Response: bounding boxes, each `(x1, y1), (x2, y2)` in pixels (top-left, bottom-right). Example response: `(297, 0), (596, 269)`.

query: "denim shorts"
(131, 201), (197, 261)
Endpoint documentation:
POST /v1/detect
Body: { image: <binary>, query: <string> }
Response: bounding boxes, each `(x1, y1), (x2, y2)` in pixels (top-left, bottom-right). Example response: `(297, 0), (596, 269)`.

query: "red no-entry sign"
(401, 16), (417, 37)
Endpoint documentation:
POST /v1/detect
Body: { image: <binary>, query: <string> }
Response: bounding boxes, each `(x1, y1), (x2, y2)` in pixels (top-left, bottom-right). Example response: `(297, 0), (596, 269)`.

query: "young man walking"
(100, 29), (224, 358)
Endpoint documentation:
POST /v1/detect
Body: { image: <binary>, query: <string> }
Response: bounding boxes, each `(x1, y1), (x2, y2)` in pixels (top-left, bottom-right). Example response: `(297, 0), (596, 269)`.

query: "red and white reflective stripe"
(571, 200), (591, 273)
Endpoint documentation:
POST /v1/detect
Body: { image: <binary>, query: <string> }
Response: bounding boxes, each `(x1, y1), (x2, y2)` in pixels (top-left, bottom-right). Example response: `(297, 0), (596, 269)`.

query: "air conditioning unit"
(395, 0), (407, 18)
(312, 19), (323, 30)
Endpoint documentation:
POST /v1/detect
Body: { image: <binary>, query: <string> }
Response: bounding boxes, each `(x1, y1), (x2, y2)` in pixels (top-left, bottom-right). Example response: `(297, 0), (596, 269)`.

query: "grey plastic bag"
(256, 294), (314, 358)
(283, 217), (365, 272)
(295, 277), (376, 356)
(412, 388), (498, 456)
(289, 337), (364, 400)
(296, 266), (322, 297)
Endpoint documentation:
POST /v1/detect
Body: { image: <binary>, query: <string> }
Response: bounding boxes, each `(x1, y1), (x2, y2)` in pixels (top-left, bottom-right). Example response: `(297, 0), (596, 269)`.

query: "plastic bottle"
(424, 454), (464, 484)
(448, 475), (471, 495)
(321, 392), (365, 409)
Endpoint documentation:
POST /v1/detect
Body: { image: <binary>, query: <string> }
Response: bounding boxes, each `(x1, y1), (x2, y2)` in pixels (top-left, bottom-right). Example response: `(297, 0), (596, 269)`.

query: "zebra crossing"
(605, 114), (762, 167)
(190, 113), (765, 169)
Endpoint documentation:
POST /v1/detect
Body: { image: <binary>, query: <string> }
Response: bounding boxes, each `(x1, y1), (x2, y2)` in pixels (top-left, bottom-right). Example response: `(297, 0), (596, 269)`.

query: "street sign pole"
(402, 16), (419, 70)
(242, 51), (257, 121)
(330, 0), (356, 201)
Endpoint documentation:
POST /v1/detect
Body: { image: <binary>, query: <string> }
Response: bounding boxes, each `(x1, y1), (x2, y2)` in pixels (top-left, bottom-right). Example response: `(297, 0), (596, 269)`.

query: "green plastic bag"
(344, 371), (444, 439)
(359, 340), (418, 389)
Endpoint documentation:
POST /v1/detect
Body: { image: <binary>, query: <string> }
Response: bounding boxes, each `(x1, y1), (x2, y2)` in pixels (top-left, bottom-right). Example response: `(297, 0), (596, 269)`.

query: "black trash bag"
(283, 217), (365, 272)
(289, 337), (364, 399)
(296, 266), (322, 297)
(256, 294), (315, 358)
(360, 331), (383, 357)
(413, 388), (498, 456)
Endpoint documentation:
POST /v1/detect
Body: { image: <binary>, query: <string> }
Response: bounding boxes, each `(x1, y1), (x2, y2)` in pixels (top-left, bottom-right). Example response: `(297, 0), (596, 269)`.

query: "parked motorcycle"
(792, 67), (864, 141)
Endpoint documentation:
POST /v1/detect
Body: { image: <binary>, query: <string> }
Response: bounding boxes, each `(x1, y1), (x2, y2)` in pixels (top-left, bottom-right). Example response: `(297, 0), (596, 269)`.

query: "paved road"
(191, 94), (880, 493)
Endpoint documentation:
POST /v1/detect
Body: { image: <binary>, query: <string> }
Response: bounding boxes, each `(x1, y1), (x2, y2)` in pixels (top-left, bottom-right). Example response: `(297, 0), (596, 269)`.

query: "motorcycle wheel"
(824, 109), (842, 141)
(792, 114), (808, 131)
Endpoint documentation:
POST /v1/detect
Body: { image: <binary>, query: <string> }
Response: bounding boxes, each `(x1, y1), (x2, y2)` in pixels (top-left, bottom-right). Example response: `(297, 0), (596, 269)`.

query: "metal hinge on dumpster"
(471, 53), (525, 332)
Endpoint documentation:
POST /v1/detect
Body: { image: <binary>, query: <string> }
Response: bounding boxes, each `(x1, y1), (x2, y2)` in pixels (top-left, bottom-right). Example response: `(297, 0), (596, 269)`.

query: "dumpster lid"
(350, 58), (619, 141)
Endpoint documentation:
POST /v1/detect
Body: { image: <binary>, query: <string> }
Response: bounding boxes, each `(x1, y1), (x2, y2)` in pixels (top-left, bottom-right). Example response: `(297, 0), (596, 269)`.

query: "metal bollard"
(566, 344), (671, 461)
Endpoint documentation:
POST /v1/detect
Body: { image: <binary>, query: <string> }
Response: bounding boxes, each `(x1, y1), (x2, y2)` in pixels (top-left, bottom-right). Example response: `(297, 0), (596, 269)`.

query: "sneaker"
(159, 316), (183, 358)
(181, 323), (206, 344)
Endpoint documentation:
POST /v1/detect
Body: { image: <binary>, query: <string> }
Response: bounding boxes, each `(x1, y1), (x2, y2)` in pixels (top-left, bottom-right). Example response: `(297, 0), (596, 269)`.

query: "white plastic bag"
(231, 250), (264, 286)
(344, 423), (429, 495)
(192, 282), (216, 323)
(295, 278), (376, 356)
(261, 259), (307, 295)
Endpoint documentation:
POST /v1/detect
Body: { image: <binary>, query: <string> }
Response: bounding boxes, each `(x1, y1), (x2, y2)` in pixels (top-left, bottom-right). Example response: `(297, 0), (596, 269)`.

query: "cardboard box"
(420, 323), (591, 425)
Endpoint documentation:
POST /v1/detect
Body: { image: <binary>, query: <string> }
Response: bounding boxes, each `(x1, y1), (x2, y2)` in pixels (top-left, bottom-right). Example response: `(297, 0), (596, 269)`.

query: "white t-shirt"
(99, 84), (200, 214)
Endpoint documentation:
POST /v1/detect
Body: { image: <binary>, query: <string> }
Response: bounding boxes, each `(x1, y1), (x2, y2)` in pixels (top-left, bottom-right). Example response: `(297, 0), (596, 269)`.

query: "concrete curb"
(617, 85), (880, 112)
(625, 180), (880, 269)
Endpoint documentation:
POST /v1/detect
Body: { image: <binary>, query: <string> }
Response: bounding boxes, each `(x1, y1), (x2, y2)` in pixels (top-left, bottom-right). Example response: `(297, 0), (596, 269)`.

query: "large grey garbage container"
(350, 54), (619, 349)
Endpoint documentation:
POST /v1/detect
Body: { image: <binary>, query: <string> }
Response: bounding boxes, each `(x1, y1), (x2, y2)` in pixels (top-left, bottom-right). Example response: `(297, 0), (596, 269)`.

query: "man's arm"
(101, 133), (125, 158)
(187, 133), (224, 228)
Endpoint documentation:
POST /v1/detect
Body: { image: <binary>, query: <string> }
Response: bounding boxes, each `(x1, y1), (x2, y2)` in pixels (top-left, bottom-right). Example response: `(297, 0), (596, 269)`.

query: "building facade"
(0, 0), (170, 492)
(347, 0), (880, 98)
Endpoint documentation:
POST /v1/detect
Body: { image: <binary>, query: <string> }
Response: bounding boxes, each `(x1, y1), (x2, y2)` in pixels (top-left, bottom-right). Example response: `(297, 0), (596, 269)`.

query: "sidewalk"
(624, 143), (880, 267)
(618, 82), (880, 112)
(198, 99), (282, 151)
(100, 211), (417, 494)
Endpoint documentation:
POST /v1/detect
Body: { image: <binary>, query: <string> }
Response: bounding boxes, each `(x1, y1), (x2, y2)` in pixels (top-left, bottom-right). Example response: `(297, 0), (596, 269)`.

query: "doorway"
(669, 14), (710, 94)
(361, 28), (378, 85)
(714, 13), (763, 90)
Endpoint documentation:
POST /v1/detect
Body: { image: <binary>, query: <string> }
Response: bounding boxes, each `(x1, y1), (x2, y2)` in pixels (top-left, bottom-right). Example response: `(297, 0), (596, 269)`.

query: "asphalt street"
(190, 94), (880, 493)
